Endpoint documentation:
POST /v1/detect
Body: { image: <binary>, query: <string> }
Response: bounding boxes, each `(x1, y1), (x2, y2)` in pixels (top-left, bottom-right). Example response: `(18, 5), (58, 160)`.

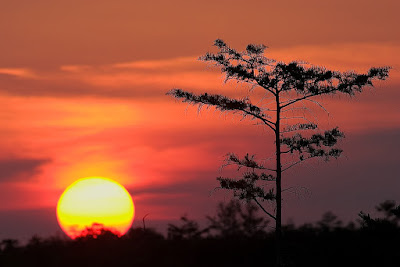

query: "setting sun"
(56, 177), (134, 239)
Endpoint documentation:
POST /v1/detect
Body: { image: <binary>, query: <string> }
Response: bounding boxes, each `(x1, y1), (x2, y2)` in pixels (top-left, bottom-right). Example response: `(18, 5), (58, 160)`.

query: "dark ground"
(1, 200), (399, 267)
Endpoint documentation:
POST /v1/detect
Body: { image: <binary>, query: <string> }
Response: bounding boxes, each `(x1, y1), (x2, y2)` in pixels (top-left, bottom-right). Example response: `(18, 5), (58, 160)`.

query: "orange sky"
(0, 0), (399, 240)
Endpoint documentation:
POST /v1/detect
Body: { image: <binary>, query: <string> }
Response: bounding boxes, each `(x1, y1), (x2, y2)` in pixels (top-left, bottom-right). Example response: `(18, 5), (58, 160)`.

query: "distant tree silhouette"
(167, 201), (268, 240)
(1, 201), (400, 267)
(0, 239), (18, 251)
(316, 211), (342, 232)
(359, 200), (400, 231)
(375, 200), (400, 222)
(126, 227), (165, 241)
(75, 223), (120, 241)
(168, 215), (206, 240)
(27, 235), (43, 248)
(168, 39), (390, 266)
(207, 199), (269, 239)
(207, 200), (242, 238)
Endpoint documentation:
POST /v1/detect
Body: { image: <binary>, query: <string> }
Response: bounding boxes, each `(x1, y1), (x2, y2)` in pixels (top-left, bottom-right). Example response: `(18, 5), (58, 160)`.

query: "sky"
(0, 0), (399, 241)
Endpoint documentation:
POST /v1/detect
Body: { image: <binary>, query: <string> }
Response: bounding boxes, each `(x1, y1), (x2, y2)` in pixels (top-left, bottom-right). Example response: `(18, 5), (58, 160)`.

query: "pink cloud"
(0, 68), (36, 78)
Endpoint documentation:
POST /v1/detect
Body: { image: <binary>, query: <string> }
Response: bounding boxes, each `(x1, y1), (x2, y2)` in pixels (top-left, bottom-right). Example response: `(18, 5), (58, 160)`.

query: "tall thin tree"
(167, 39), (390, 266)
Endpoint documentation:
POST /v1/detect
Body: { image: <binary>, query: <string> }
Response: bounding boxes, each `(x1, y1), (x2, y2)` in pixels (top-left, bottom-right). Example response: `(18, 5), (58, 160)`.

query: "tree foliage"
(167, 215), (205, 240)
(167, 200), (269, 240)
(168, 39), (390, 266)
(359, 200), (400, 231)
(1, 201), (400, 267)
(206, 199), (269, 239)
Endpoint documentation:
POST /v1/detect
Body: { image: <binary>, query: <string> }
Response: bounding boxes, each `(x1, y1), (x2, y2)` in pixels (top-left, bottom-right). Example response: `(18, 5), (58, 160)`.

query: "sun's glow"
(56, 177), (134, 239)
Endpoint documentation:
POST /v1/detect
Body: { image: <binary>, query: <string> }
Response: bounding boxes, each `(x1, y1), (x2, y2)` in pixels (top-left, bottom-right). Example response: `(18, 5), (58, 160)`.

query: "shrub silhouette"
(0, 201), (399, 267)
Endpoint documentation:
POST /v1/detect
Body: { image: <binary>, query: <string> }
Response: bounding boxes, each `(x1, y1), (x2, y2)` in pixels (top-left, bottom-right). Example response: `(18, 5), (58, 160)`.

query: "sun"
(56, 177), (135, 239)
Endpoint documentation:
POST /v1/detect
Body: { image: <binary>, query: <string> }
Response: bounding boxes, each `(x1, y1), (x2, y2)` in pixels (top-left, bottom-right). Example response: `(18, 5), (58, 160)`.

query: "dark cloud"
(0, 157), (51, 182)
(128, 171), (218, 197)
(0, 208), (61, 242)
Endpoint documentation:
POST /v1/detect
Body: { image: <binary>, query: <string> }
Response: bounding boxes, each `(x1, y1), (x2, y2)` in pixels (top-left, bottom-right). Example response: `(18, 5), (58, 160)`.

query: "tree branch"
(253, 198), (276, 221)
(168, 89), (276, 132)
(280, 91), (332, 109)
(281, 156), (314, 172)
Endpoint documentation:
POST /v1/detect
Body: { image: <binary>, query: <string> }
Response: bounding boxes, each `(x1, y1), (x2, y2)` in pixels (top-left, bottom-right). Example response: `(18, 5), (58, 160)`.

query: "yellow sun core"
(56, 177), (135, 239)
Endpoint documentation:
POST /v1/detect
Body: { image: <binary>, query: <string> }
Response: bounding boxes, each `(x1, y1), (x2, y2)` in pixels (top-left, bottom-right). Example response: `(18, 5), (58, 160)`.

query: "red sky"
(0, 0), (399, 240)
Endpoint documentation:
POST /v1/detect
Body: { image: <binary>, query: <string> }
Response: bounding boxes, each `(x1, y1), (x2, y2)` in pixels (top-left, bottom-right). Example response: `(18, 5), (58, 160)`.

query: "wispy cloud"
(0, 157), (51, 182)
(0, 68), (36, 78)
(111, 57), (198, 70)
(0, 43), (398, 100)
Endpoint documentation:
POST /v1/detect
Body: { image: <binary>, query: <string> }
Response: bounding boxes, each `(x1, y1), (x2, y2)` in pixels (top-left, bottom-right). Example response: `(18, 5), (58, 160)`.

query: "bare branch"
(304, 98), (330, 117)
(281, 156), (314, 172)
(253, 198), (276, 221)
(280, 116), (316, 126)
(281, 92), (330, 109)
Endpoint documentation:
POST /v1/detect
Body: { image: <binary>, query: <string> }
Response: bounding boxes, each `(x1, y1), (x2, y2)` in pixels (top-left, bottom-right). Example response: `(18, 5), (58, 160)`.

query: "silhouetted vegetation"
(168, 39), (390, 266)
(1, 200), (399, 267)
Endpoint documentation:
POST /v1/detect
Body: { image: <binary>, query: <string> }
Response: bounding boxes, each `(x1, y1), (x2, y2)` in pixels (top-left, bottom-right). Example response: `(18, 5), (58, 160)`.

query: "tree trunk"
(275, 94), (282, 267)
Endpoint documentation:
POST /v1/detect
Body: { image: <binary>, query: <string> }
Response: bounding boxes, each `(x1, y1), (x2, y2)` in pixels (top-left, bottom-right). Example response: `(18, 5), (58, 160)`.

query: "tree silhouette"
(1, 201), (400, 266)
(0, 239), (19, 252)
(167, 215), (206, 240)
(359, 200), (400, 231)
(75, 223), (120, 241)
(206, 199), (269, 239)
(125, 227), (165, 241)
(375, 200), (400, 222)
(316, 211), (342, 232)
(168, 39), (390, 266)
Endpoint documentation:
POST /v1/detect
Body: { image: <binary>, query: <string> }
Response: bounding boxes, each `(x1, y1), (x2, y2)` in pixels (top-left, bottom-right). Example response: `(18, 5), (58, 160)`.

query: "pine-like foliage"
(168, 39), (390, 266)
